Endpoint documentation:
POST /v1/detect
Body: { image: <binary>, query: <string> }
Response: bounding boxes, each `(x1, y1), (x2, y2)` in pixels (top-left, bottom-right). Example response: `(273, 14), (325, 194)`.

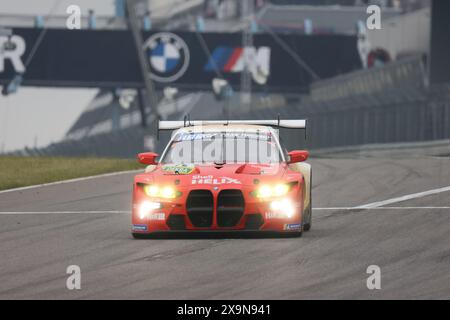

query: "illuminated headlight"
(270, 198), (295, 218)
(274, 184), (290, 196)
(143, 185), (178, 199)
(144, 185), (159, 197)
(161, 186), (176, 199)
(138, 201), (162, 219)
(257, 185), (273, 198)
(256, 183), (291, 199)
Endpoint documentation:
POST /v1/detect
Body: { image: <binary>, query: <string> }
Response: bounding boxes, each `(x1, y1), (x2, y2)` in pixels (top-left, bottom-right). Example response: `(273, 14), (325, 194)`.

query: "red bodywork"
(131, 161), (306, 234)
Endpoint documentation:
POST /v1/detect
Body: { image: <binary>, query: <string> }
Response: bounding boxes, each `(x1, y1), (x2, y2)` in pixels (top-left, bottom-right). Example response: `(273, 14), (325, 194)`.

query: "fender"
(289, 162), (311, 211)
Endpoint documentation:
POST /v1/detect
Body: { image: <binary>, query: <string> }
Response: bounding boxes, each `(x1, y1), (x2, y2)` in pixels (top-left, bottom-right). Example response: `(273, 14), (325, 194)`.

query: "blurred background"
(0, 0), (448, 158)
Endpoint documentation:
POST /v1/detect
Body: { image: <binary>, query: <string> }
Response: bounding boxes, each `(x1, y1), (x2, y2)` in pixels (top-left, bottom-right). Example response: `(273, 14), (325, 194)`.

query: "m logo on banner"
(204, 46), (271, 84)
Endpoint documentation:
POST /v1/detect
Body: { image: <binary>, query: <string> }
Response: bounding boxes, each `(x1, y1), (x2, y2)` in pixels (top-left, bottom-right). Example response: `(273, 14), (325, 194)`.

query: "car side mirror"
(137, 152), (159, 165)
(288, 150), (309, 164)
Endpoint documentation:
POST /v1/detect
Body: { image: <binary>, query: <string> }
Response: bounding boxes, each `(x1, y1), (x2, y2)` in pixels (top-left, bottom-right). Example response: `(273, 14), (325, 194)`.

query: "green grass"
(0, 156), (144, 191)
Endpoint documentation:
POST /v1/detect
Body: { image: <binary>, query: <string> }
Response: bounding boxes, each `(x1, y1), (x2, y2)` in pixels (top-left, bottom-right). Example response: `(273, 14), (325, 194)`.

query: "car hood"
(136, 163), (288, 187)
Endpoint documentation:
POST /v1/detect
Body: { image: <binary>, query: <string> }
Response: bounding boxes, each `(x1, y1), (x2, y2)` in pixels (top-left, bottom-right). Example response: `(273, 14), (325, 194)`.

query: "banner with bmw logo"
(0, 28), (361, 93)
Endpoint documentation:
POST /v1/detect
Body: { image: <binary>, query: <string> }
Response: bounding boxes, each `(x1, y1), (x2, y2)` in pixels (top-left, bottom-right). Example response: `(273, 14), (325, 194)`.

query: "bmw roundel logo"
(143, 32), (190, 83)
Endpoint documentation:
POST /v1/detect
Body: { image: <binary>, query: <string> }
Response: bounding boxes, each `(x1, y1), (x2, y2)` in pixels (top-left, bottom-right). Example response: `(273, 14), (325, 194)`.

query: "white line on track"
(354, 186), (450, 209)
(0, 169), (142, 195)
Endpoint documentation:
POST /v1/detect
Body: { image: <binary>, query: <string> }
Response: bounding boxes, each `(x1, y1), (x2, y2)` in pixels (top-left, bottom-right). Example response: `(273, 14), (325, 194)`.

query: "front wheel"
(303, 171), (312, 232)
(303, 203), (312, 232)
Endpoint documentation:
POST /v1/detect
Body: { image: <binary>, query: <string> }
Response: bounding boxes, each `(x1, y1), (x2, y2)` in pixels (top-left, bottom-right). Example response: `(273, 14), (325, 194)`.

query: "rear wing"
(157, 117), (307, 140)
(158, 119), (306, 130)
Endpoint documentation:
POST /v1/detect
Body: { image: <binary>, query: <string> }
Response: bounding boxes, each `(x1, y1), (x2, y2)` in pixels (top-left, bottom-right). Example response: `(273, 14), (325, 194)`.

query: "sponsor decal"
(176, 133), (210, 141)
(192, 175), (241, 185)
(175, 132), (272, 142)
(284, 223), (301, 231)
(204, 46), (270, 73)
(143, 32), (190, 82)
(265, 212), (284, 219)
(162, 164), (195, 175)
(132, 224), (148, 231)
(148, 213), (165, 221)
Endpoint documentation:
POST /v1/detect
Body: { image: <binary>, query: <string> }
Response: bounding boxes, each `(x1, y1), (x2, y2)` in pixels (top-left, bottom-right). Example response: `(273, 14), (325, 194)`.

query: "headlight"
(161, 186), (176, 199)
(274, 184), (289, 196)
(143, 185), (178, 199)
(145, 185), (159, 197)
(256, 183), (291, 199)
(270, 198), (295, 218)
(257, 185), (273, 198)
(138, 201), (162, 219)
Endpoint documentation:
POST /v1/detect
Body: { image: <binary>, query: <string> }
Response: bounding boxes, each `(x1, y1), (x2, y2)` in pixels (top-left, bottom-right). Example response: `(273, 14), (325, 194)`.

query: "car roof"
(162, 124), (286, 162)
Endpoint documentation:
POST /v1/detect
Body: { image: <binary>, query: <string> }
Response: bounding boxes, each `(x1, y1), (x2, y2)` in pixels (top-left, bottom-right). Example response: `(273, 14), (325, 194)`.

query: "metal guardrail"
(294, 65), (449, 150)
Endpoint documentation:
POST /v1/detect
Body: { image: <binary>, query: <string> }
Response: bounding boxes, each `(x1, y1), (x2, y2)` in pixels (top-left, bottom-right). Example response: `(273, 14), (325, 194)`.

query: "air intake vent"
(217, 190), (245, 227)
(245, 214), (264, 230)
(186, 190), (213, 227)
(167, 215), (186, 230)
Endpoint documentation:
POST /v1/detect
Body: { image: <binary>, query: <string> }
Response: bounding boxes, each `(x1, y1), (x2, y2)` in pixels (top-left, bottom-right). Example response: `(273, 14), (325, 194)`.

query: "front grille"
(186, 190), (214, 227)
(217, 190), (245, 227)
(167, 215), (186, 230)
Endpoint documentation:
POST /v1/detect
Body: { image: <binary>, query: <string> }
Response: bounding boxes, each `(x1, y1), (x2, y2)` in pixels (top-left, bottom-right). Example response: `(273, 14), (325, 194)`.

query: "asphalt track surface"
(1, 155), (450, 299)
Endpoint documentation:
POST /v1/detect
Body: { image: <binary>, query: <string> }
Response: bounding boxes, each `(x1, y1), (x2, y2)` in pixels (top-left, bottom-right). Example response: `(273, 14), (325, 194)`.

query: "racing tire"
(303, 171), (312, 232)
(303, 204), (312, 232)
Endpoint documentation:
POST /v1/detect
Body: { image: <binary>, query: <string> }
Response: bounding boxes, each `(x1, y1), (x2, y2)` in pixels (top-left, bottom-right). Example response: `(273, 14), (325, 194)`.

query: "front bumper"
(132, 186), (303, 234)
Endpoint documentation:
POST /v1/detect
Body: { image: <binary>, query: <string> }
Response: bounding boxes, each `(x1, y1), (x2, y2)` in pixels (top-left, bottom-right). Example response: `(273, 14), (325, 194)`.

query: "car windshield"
(161, 131), (283, 164)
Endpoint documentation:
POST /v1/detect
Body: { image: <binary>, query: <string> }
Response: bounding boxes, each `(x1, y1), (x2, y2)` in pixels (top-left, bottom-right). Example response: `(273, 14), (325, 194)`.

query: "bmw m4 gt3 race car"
(131, 119), (312, 238)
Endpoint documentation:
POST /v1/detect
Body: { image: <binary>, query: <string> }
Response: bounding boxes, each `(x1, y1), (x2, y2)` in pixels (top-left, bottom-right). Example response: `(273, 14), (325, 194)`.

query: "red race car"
(131, 119), (312, 238)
